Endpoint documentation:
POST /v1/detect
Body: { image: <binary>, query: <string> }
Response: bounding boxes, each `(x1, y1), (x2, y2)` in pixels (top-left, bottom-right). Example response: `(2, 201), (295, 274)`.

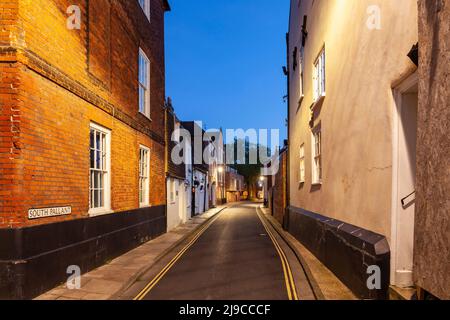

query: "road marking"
(256, 207), (299, 301)
(134, 212), (223, 300)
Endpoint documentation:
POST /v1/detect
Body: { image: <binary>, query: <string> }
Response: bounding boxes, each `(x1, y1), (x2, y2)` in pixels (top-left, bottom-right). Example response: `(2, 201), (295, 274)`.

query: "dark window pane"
(90, 130), (94, 148)
(90, 149), (95, 169)
(94, 189), (99, 208)
(96, 150), (101, 169)
(96, 132), (101, 151)
(99, 189), (103, 207)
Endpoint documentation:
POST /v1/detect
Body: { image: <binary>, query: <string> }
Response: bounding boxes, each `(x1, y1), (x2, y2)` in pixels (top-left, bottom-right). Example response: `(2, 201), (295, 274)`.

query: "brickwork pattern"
(0, 0), (168, 227)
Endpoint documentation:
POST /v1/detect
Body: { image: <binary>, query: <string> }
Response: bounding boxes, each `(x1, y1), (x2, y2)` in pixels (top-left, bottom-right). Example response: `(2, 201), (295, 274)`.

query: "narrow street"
(122, 203), (315, 300)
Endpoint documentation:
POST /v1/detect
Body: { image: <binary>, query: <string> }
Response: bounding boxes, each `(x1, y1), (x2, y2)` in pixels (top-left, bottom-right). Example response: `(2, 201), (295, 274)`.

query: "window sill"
(140, 204), (151, 209)
(310, 93), (326, 110)
(298, 95), (305, 106)
(89, 209), (114, 217)
(311, 182), (322, 186)
(139, 111), (153, 122)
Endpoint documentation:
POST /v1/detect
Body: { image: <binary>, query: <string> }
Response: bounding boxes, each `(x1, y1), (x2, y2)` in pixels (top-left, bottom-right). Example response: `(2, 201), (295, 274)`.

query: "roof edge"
(163, 0), (171, 11)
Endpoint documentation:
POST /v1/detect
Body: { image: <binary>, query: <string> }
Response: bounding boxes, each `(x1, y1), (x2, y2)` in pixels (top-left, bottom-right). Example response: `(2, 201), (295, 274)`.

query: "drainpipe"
(164, 100), (169, 225)
(284, 32), (291, 231)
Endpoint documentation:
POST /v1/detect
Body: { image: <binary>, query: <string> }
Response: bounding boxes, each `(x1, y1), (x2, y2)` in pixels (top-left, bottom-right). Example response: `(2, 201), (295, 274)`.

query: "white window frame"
(311, 126), (322, 185)
(299, 144), (306, 183)
(138, 0), (151, 21)
(139, 145), (150, 207)
(169, 179), (176, 204)
(139, 48), (151, 119)
(89, 123), (112, 216)
(299, 46), (305, 104)
(313, 47), (326, 102)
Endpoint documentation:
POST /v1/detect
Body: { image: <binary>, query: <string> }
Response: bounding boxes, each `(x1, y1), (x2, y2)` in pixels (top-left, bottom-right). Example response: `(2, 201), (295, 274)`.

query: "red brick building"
(225, 166), (245, 203)
(0, 0), (170, 299)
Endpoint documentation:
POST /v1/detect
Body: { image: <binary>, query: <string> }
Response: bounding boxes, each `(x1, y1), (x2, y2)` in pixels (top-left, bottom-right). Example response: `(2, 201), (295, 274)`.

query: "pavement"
(35, 205), (228, 301)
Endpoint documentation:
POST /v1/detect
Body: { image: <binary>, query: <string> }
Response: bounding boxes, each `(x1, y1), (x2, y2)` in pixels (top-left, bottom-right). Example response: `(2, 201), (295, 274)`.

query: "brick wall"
(0, 0), (168, 228)
(271, 150), (287, 225)
(0, 1), (18, 227)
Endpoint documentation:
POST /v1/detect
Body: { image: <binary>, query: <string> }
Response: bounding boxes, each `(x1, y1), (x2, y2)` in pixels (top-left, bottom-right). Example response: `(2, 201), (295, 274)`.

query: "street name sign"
(28, 206), (72, 220)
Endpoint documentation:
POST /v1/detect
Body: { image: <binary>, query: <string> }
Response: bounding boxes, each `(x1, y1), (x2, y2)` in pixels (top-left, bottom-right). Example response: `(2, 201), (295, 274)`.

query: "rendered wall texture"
(288, 0), (418, 242)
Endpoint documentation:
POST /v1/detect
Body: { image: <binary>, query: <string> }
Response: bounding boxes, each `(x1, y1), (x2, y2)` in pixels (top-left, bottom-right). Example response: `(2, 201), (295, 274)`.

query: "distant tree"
(225, 139), (271, 197)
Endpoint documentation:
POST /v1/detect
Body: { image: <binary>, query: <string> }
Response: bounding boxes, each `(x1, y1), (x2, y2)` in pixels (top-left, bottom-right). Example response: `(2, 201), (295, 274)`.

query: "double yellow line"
(256, 207), (299, 301)
(134, 206), (298, 301)
(134, 213), (222, 300)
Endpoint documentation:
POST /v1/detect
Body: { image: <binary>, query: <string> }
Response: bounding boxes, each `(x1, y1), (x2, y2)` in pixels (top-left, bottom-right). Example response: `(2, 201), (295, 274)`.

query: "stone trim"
(287, 206), (390, 300)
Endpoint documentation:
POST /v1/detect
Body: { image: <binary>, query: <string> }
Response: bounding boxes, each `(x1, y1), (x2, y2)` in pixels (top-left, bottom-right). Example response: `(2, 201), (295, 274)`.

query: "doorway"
(391, 72), (418, 288)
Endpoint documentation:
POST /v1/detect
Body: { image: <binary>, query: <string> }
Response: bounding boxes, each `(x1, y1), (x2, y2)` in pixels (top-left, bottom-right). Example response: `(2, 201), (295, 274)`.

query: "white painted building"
(165, 101), (192, 231)
(193, 169), (208, 216)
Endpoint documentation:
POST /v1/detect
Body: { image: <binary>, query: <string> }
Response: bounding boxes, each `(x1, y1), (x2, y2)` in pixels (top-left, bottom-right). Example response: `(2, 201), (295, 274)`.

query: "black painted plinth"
(287, 206), (390, 300)
(0, 206), (166, 300)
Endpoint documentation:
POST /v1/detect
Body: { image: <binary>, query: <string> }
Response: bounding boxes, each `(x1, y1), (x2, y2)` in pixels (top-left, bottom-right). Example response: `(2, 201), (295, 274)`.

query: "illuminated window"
(299, 144), (306, 183)
(89, 123), (111, 215)
(312, 126), (322, 184)
(139, 146), (150, 207)
(169, 179), (176, 203)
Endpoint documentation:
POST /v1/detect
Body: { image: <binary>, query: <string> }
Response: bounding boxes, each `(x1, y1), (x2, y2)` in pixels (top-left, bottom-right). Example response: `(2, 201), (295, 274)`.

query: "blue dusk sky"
(165, 0), (290, 142)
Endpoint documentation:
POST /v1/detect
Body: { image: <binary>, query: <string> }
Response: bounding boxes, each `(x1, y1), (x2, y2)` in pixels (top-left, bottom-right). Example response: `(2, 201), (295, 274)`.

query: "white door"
(392, 73), (418, 288)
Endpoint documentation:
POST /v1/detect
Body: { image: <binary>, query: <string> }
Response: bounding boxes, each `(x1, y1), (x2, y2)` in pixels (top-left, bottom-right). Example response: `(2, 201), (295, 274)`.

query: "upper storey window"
(313, 47), (326, 102)
(139, 0), (151, 21)
(139, 49), (151, 118)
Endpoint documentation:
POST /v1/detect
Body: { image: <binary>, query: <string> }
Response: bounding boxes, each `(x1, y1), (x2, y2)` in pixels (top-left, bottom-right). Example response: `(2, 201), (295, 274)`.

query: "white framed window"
(299, 46), (305, 102)
(139, 48), (151, 118)
(138, 0), (151, 21)
(312, 126), (322, 185)
(299, 144), (306, 183)
(313, 47), (326, 102)
(89, 123), (111, 215)
(169, 179), (176, 203)
(139, 145), (150, 207)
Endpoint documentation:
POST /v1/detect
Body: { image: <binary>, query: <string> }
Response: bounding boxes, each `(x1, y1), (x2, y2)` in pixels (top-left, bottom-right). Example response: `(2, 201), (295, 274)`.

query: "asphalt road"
(135, 203), (311, 300)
